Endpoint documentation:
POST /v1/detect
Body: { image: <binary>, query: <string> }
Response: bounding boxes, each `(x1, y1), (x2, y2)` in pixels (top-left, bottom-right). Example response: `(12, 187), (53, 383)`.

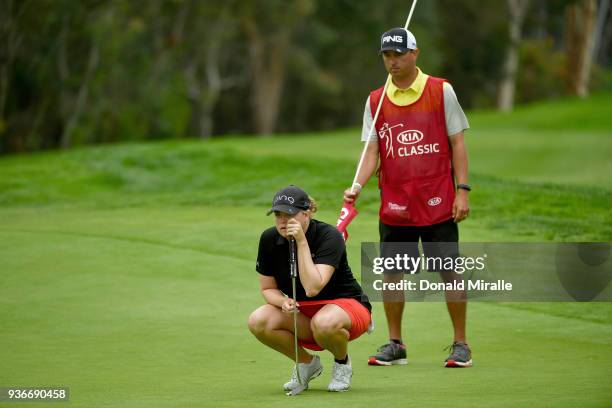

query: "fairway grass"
(1, 95), (611, 406)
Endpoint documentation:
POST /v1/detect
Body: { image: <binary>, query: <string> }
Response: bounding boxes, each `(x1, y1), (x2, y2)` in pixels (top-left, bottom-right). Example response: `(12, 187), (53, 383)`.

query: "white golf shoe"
(327, 357), (352, 392)
(283, 355), (323, 392)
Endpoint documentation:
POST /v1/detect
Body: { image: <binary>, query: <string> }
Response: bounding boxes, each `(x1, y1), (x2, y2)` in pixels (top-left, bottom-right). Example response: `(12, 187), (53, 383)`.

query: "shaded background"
(1, 0), (611, 153)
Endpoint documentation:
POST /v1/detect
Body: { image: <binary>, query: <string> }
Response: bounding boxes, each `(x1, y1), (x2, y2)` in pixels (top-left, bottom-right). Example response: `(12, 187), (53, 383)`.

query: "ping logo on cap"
(380, 27), (417, 53)
(267, 185), (311, 215)
(383, 35), (404, 44)
(274, 194), (295, 204)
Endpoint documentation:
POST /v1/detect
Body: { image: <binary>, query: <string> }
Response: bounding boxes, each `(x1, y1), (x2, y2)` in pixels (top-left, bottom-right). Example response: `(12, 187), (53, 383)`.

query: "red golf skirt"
(296, 298), (371, 351)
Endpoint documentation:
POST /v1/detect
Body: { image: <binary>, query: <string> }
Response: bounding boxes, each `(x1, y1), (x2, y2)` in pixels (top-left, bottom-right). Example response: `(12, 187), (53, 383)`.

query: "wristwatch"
(457, 183), (471, 191)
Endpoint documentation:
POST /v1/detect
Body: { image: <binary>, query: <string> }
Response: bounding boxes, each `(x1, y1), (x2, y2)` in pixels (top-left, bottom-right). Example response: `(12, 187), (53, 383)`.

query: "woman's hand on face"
(286, 218), (306, 243)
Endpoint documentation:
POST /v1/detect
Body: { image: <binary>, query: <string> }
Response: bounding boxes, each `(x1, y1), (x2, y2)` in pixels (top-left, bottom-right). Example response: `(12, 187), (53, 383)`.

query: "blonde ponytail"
(308, 196), (318, 213)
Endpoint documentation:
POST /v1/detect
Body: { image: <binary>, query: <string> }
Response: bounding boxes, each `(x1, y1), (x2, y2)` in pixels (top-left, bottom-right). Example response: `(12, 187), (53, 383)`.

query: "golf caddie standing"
(344, 28), (473, 367)
(249, 185), (372, 393)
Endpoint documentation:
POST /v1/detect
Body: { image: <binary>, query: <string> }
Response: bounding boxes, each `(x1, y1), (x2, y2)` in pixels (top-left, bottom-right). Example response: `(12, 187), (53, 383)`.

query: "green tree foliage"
(0, 0), (608, 154)
(436, 0), (509, 108)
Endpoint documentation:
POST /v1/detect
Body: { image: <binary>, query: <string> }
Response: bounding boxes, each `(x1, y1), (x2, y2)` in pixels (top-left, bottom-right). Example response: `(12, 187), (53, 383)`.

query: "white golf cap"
(380, 27), (417, 53)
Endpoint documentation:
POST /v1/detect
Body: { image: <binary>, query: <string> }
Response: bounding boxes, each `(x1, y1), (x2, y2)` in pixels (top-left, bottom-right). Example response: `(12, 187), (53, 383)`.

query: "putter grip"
(289, 238), (297, 278)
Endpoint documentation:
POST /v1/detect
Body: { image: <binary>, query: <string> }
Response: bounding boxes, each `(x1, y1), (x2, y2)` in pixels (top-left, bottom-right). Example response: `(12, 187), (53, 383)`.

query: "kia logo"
(397, 130), (423, 145)
(428, 197), (442, 206)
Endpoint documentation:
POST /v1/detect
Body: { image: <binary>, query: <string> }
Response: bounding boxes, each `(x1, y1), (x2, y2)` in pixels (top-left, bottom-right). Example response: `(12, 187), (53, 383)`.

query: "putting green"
(1, 206), (611, 407)
(1, 94), (611, 406)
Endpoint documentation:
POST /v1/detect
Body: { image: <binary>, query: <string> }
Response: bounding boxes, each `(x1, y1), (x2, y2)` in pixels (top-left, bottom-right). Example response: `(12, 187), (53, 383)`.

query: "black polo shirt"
(256, 219), (371, 312)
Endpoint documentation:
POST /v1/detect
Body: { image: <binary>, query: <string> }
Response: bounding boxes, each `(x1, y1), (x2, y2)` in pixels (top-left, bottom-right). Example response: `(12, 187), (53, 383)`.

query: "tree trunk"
(239, 0), (312, 136)
(61, 43), (99, 148)
(0, 0), (25, 152)
(497, 0), (530, 112)
(243, 19), (288, 136)
(184, 61), (220, 140)
(565, 0), (597, 98)
(592, 0), (610, 63)
(180, 4), (242, 139)
(0, 2), (11, 130)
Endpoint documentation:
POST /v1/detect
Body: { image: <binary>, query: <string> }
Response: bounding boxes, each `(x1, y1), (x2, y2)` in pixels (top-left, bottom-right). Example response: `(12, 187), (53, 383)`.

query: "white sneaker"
(328, 357), (352, 392)
(283, 355), (323, 392)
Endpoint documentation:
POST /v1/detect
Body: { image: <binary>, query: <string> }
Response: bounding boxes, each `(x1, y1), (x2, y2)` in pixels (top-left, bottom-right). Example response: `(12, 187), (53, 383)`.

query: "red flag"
(336, 203), (358, 241)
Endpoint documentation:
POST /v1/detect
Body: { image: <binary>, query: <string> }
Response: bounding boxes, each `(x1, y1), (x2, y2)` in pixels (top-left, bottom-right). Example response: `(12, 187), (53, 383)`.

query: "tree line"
(0, 0), (610, 154)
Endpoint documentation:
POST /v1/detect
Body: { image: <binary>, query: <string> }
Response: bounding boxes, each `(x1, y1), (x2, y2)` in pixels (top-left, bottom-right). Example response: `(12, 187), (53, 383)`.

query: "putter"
(349, 0), (418, 196)
(286, 237), (307, 396)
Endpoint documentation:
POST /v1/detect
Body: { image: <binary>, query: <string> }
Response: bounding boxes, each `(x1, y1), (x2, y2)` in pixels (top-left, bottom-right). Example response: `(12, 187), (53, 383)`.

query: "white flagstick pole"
(350, 0), (419, 194)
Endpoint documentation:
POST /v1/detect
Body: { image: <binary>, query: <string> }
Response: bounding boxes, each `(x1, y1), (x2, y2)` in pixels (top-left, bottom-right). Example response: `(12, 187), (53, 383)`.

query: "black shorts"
(379, 218), (459, 273)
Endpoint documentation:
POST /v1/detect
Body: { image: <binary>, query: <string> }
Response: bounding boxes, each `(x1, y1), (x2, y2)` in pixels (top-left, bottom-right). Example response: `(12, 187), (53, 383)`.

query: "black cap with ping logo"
(380, 27), (417, 53)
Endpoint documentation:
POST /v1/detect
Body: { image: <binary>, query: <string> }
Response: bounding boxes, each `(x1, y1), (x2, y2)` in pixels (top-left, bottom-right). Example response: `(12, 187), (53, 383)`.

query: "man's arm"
(344, 141), (379, 203)
(449, 131), (470, 222)
(344, 97), (380, 204)
(356, 141), (379, 188)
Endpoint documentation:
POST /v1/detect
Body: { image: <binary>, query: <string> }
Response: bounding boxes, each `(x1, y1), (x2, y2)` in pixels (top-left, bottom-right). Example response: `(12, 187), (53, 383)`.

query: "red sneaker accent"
(445, 359), (472, 368)
(368, 357), (392, 366)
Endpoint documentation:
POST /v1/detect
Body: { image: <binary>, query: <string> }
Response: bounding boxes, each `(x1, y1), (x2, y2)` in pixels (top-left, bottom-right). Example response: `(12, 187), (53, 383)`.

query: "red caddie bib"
(370, 76), (455, 226)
